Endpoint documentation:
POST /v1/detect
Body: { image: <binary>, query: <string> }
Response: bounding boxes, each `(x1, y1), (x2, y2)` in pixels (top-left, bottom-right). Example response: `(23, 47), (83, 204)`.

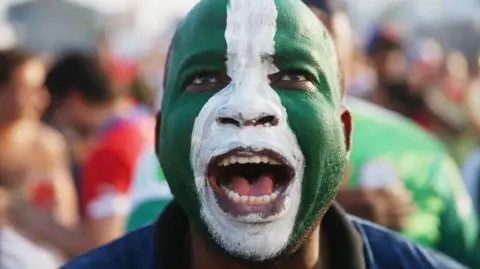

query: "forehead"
(165, 0), (341, 99)
(179, 1), (335, 64)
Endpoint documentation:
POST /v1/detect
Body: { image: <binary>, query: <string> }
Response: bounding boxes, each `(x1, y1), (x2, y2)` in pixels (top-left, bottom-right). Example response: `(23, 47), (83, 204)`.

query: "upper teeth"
(219, 155), (281, 166)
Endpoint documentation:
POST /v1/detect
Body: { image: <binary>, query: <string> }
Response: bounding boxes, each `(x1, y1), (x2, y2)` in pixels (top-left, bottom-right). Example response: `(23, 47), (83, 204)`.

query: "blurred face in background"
(52, 94), (113, 165)
(53, 96), (109, 141)
(0, 59), (48, 125)
(371, 48), (407, 86)
(442, 51), (469, 103)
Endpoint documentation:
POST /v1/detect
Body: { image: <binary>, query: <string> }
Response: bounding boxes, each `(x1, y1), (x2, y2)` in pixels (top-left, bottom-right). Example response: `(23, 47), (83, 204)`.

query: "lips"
(207, 148), (294, 218)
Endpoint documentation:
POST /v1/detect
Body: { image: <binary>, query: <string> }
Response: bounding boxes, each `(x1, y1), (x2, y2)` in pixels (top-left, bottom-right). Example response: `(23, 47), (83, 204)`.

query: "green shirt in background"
(348, 97), (480, 268)
(127, 147), (171, 231)
(127, 97), (480, 268)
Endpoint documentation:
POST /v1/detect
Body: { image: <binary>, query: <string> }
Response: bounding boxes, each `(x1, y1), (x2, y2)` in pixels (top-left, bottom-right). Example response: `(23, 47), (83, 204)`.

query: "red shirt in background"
(80, 108), (155, 219)
(412, 109), (434, 133)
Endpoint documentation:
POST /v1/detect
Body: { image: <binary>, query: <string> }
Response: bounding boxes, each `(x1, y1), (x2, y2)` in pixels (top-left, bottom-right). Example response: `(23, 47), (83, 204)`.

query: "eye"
(270, 70), (315, 91)
(280, 73), (309, 82)
(185, 72), (229, 93)
(191, 75), (219, 85)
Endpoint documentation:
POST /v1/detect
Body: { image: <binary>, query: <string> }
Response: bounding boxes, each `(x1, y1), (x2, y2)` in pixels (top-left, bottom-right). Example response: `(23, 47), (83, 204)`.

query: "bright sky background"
(1, 0), (200, 20)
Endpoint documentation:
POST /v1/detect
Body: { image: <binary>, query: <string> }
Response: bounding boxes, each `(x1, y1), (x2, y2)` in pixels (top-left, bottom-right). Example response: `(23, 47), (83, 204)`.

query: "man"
(63, 1), (466, 268)
(0, 48), (77, 267)
(11, 52), (155, 258)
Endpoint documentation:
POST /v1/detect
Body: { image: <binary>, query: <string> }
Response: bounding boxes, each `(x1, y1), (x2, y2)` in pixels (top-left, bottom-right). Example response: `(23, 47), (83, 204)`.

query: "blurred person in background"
(425, 51), (478, 164)
(1, 168), (64, 269)
(10, 52), (155, 258)
(365, 27), (472, 144)
(344, 97), (480, 268)
(462, 53), (480, 216)
(0, 48), (78, 267)
(365, 24), (429, 126)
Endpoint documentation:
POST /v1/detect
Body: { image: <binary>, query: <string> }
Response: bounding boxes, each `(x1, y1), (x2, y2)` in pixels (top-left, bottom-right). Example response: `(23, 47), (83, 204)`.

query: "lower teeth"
(220, 186), (279, 205)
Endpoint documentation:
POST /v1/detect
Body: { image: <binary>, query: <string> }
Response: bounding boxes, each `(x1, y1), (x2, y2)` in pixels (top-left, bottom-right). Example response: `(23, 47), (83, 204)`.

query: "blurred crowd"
(1, 0), (480, 268)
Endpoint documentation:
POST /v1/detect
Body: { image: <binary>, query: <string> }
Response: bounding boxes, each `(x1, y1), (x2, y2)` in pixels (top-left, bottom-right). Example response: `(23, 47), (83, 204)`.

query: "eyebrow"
(272, 49), (320, 69)
(180, 50), (228, 71)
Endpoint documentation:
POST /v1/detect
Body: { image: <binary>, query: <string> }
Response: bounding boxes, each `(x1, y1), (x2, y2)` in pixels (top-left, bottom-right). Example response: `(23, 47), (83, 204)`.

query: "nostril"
(216, 117), (240, 127)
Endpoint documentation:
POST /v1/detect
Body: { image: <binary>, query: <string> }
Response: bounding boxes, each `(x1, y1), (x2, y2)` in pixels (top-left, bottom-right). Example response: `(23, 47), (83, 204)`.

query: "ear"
(340, 106), (352, 156)
(154, 111), (162, 159)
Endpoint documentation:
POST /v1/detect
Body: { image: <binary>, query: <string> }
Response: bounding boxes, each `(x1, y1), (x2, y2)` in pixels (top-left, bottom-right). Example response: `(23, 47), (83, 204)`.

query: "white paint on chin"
(189, 0), (305, 261)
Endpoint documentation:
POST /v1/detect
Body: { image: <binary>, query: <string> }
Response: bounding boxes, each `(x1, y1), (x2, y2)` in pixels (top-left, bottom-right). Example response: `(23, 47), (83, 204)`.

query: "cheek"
(159, 93), (214, 180)
(279, 91), (346, 181)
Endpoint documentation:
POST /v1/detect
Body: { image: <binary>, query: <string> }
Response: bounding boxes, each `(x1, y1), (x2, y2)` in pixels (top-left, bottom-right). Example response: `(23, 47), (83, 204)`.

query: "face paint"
(190, 0), (304, 260)
(158, 0), (347, 262)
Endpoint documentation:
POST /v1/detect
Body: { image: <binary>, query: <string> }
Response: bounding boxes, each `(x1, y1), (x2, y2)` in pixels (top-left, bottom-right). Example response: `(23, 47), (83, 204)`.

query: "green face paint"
(158, 0), (347, 262)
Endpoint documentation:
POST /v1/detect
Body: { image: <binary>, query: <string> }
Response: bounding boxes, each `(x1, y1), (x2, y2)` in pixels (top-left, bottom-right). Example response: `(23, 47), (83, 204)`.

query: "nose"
(216, 113), (279, 127)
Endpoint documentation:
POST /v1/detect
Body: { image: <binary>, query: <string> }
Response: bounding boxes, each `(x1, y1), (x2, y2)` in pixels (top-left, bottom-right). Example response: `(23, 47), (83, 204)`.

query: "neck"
(189, 224), (327, 269)
(0, 120), (33, 136)
(92, 98), (135, 127)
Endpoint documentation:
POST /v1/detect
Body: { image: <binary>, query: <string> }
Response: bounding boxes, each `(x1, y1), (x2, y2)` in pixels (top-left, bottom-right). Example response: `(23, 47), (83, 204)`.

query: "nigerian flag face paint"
(158, 0), (347, 261)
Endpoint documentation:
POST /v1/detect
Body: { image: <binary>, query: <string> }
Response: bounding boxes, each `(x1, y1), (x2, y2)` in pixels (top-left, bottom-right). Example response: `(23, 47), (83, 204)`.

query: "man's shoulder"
(61, 225), (156, 269)
(350, 217), (467, 269)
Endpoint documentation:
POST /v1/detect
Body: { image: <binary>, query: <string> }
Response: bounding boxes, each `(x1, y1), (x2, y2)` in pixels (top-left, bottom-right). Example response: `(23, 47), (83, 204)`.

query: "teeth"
(238, 157), (249, 164)
(218, 155), (282, 166)
(222, 187), (281, 205)
(229, 156), (238, 164)
(250, 156), (261, 164)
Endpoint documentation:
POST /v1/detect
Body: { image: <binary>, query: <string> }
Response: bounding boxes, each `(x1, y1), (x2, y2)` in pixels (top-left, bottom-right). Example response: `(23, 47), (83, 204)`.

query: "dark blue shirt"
(62, 202), (467, 269)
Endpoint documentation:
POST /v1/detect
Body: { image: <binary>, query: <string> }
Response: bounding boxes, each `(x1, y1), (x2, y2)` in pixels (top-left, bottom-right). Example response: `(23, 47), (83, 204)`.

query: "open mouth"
(207, 148), (295, 218)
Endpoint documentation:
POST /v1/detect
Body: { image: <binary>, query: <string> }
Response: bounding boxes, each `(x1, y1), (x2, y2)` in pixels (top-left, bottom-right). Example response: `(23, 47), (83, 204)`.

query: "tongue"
(231, 173), (274, 196)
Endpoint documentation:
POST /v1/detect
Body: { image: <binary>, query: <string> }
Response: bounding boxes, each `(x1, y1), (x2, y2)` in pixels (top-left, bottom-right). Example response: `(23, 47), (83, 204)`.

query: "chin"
(192, 136), (304, 261)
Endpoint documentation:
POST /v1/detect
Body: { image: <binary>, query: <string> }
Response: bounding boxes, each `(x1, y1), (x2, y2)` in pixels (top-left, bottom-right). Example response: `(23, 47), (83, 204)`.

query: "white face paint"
(189, 0), (305, 261)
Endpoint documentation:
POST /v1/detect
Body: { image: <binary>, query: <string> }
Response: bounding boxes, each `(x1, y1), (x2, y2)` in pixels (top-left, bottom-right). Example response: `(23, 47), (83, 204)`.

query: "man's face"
(372, 48), (407, 85)
(52, 97), (109, 163)
(0, 60), (46, 124)
(54, 99), (104, 138)
(158, 0), (349, 262)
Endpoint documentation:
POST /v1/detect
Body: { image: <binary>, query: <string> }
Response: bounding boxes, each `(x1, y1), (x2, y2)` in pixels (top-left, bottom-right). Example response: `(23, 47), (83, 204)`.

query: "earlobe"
(341, 107), (352, 154)
(155, 111), (162, 158)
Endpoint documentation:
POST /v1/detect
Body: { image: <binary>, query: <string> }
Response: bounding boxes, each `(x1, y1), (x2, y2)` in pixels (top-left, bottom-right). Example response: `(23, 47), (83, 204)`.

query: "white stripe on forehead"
(225, 0), (279, 77)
